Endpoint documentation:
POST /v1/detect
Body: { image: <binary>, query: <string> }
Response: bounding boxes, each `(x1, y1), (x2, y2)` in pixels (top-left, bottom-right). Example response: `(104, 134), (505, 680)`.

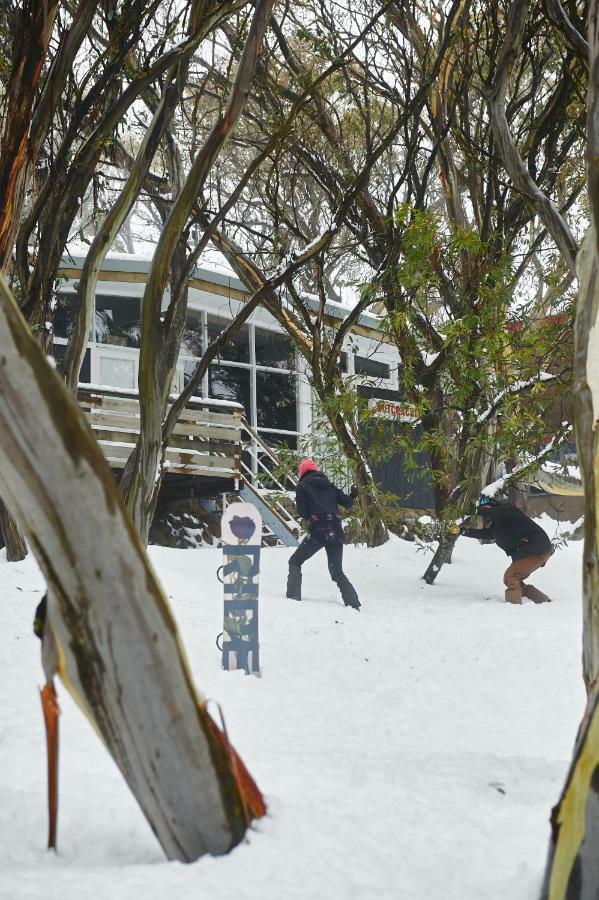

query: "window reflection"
(182, 358), (202, 394)
(209, 364), (250, 416)
(258, 432), (298, 450)
(54, 293), (80, 339)
(354, 354), (390, 379)
(256, 370), (297, 430)
(255, 326), (294, 369)
(52, 343), (91, 383)
(181, 307), (203, 358)
(95, 296), (141, 347)
(207, 314), (249, 362)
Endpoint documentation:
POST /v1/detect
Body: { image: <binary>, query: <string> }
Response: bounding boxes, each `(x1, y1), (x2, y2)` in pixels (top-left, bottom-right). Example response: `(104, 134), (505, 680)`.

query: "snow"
(63, 246), (239, 281)
(476, 373), (555, 424)
(541, 461), (581, 481)
(0, 532), (586, 900)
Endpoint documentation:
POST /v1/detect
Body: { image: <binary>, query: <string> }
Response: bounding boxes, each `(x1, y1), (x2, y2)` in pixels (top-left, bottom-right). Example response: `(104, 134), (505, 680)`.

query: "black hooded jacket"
(462, 503), (552, 561)
(295, 470), (354, 521)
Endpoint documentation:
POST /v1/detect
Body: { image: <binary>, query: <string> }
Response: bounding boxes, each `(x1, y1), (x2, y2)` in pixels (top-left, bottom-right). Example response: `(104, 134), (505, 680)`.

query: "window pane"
(52, 343), (91, 383)
(95, 296), (141, 347)
(354, 355), (390, 379)
(182, 307), (203, 358)
(209, 364), (250, 417)
(54, 293), (80, 339)
(256, 370), (297, 431)
(99, 355), (136, 389)
(257, 432), (298, 450)
(255, 326), (295, 369)
(207, 314), (249, 362)
(182, 358), (202, 395)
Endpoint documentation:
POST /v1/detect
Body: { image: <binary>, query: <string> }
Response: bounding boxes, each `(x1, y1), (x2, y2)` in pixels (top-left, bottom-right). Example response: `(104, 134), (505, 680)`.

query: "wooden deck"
(78, 385), (242, 483)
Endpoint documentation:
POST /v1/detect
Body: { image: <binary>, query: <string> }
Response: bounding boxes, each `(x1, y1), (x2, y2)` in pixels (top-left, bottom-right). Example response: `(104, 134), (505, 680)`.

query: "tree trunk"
(0, 273), (263, 861)
(0, 0), (58, 270)
(329, 410), (388, 547)
(122, 0), (277, 543)
(538, 230), (599, 899)
(422, 531), (458, 584)
(540, 11), (599, 885)
(62, 75), (183, 391)
(0, 498), (27, 561)
(421, 439), (488, 584)
(573, 227), (599, 694)
(508, 479), (528, 513)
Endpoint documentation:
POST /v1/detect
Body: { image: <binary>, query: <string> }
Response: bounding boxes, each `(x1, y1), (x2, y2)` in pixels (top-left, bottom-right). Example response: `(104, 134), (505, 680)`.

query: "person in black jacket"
(460, 495), (553, 604)
(286, 458), (360, 610)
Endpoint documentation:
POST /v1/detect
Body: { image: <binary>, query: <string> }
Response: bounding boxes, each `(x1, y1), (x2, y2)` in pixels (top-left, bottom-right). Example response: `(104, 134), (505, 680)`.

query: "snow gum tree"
(211, 0), (582, 568)
(540, 3), (599, 896)
(0, 273), (265, 861)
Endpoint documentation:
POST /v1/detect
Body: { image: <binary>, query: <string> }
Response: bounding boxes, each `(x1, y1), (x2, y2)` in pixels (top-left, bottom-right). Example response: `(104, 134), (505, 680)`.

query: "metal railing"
(238, 419), (302, 542)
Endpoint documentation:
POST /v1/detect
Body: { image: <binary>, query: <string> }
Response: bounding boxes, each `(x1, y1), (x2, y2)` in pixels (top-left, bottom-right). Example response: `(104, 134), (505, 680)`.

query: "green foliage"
(367, 204), (574, 519)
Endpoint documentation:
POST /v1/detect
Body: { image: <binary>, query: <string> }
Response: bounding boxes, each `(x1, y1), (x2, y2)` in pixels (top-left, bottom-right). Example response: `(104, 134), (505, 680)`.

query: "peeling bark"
(0, 0), (58, 271)
(574, 229), (599, 694)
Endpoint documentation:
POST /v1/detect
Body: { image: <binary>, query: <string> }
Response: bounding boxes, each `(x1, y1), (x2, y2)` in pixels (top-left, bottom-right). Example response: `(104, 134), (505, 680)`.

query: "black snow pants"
(287, 529), (360, 609)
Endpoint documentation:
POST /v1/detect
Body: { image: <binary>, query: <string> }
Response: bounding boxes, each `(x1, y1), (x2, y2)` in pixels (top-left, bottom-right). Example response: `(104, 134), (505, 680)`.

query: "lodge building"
(53, 253), (579, 541)
(53, 253), (424, 543)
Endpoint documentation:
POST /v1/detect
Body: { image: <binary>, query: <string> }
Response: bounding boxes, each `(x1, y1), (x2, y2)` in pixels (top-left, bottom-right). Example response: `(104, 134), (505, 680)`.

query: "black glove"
(349, 485), (358, 499)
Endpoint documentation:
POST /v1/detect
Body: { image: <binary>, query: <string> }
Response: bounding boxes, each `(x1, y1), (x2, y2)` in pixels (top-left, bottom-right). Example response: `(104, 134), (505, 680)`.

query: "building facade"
(54, 253), (402, 476)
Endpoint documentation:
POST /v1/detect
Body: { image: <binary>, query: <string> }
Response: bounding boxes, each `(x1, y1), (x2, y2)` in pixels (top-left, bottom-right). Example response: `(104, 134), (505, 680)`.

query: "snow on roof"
(61, 246), (386, 335)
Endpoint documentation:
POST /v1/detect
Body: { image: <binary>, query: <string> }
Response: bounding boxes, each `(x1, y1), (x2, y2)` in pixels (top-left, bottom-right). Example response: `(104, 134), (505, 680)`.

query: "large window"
(207, 313), (249, 362)
(52, 343), (91, 383)
(54, 292), (79, 339)
(209, 364), (251, 417)
(201, 317), (300, 467)
(256, 370), (297, 431)
(95, 295), (141, 347)
(181, 307), (204, 358)
(255, 326), (294, 369)
(353, 354), (390, 379)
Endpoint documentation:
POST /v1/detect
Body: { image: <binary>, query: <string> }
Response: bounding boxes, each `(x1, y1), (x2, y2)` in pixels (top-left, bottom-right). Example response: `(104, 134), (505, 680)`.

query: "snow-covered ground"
(0, 525), (586, 900)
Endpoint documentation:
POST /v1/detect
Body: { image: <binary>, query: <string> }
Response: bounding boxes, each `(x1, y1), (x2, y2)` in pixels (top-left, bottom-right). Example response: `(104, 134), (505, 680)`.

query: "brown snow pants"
(503, 552), (552, 604)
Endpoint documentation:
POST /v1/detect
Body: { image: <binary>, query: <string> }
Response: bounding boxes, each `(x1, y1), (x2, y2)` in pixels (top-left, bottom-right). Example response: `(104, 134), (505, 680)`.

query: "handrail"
(239, 453), (291, 495)
(240, 416), (298, 490)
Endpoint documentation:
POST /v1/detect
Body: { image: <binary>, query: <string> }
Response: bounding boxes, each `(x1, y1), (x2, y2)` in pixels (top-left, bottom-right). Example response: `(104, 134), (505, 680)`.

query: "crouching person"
(461, 495), (553, 604)
(287, 458), (360, 610)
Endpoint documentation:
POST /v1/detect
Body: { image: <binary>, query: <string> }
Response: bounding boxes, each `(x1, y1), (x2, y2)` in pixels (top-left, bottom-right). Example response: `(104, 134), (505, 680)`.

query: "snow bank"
(0, 534), (585, 900)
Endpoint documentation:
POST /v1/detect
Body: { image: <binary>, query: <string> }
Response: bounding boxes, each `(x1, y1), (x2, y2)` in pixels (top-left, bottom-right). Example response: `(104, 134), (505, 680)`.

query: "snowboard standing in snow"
(219, 503), (262, 675)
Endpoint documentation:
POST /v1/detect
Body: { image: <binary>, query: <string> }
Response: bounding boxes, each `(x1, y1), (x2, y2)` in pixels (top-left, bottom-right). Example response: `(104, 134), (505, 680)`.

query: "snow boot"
(522, 584), (551, 603)
(286, 565), (302, 601)
(339, 577), (360, 610)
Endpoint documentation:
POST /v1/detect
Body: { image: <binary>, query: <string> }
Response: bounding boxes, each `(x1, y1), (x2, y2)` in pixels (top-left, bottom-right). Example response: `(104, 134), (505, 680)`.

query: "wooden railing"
(78, 385), (242, 482)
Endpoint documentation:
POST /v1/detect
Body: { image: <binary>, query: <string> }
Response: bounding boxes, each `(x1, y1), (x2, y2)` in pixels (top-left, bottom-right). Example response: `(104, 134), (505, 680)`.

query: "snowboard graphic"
(218, 502), (262, 675)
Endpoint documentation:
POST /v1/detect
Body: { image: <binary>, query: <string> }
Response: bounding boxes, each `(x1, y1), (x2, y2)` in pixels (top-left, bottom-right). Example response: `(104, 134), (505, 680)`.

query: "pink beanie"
(298, 458), (318, 477)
